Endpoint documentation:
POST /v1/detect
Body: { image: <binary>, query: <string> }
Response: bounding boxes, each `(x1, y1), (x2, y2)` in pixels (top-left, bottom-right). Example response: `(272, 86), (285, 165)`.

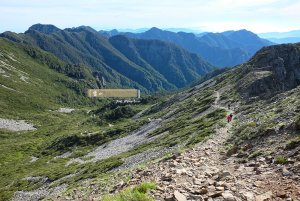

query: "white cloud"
(0, 0), (299, 32)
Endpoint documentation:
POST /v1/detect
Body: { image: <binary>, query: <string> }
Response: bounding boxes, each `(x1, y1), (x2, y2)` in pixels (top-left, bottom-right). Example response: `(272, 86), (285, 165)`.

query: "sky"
(0, 0), (299, 33)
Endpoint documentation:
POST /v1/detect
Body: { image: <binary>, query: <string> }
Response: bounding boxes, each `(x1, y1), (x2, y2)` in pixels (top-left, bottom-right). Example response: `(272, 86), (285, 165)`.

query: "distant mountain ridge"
(258, 30), (300, 44)
(100, 27), (274, 67)
(264, 37), (300, 44)
(258, 30), (300, 39)
(0, 24), (215, 92)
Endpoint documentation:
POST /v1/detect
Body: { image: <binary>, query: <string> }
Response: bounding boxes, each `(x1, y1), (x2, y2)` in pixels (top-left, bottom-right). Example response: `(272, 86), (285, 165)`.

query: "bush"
(101, 182), (156, 201)
(275, 155), (288, 164)
(105, 105), (137, 121)
(249, 150), (263, 159)
(140, 96), (161, 104)
(294, 115), (300, 130)
(226, 145), (239, 156)
(286, 136), (300, 150)
(43, 132), (108, 154)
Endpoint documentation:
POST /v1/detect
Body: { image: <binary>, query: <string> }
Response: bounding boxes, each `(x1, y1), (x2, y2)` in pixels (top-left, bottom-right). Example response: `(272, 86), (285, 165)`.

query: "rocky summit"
(237, 43), (300, 99)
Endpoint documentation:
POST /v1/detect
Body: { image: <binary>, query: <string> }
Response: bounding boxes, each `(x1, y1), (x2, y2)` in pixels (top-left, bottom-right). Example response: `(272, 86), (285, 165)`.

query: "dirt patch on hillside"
(0, 118), (36, 132)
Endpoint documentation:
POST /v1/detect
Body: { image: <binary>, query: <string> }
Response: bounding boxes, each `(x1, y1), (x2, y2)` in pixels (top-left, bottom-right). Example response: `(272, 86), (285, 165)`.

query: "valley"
(1, 24), (300, 201)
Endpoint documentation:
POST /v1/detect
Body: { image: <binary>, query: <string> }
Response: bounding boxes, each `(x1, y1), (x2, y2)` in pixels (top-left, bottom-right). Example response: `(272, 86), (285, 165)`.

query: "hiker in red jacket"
(227, 115), (232, 123)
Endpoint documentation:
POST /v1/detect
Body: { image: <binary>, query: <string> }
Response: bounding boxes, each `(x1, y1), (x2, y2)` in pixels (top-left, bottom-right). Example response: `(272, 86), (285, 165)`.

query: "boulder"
(256, 191), (273, 201)
(174, 190), (187, 201)
(282, 167), (292, 176)
(222, 191), (236, 201)
(276, 190), (287, 198)
(242, 192), (255, 201)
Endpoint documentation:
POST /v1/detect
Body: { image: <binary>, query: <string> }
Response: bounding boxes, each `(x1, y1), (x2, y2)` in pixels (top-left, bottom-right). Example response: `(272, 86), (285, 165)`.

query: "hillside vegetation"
(0, 38), (101, 117)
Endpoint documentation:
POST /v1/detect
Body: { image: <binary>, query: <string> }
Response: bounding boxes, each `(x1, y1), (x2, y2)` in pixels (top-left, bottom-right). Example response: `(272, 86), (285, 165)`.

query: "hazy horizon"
(1, 0), (300, 33)
(2, 24), (300, 36)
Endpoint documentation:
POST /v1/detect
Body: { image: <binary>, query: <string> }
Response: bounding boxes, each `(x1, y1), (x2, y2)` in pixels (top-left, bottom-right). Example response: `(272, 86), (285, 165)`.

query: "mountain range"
(259, 30), (300, 38)
(0, 24), (215, 92)
(101, 27), (274, 67)
(0, 24), (278, 93)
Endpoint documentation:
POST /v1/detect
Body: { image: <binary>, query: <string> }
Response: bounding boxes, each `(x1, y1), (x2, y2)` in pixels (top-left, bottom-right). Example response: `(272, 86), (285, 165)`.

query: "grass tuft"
(101, 182), (156, 201)
(275, 155), (288, 164)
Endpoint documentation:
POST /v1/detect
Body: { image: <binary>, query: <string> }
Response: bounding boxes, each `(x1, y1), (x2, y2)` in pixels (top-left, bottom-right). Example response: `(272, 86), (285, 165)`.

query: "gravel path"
(0, 118), (36, 131)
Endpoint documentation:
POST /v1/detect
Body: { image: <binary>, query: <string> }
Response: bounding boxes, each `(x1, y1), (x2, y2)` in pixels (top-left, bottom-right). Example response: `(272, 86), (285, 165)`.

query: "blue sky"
(0, 0), (299, 33)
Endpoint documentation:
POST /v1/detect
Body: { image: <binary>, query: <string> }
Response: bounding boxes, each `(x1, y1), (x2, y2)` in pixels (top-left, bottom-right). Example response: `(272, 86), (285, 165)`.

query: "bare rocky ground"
(12, 174), (79, 201)
(86, 118), (164, 162)
(66, 118), (165, 165)
(123, 125), (300, 200)
(0, 118), (36, 131)
(56, 108), (75, 113)
(12, 184), (68, 201)
(72, 109), (182, 166)
(114, 147), (175, 172)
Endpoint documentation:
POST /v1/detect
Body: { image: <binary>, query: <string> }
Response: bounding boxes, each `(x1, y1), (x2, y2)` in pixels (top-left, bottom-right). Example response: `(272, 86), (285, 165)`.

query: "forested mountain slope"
(1, 24), (215, 92)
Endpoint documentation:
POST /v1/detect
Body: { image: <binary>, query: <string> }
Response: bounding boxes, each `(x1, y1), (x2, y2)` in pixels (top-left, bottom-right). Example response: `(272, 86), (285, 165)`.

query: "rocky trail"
(115, 91), (300, 201)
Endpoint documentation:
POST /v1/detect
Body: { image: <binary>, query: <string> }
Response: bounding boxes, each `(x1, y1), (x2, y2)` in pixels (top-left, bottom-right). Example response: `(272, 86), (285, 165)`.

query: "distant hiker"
(227, 115), (232, 123)
(228, 104), (231, 110)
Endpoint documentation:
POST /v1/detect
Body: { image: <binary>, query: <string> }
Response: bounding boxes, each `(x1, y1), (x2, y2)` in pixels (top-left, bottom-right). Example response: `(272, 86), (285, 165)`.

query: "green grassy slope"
(0, 38), (101, 118)
(0, 38), (171, 200)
